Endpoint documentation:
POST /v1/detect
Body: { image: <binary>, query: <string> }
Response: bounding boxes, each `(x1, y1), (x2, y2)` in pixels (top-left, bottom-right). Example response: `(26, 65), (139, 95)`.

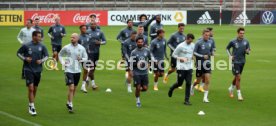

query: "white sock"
(136, 97), (140, 103)
(154, 82), (158, 86)
(200, 82), (205, 87)
(237, 90), (241, 96)
(127, 83), (131, 89)
(204, 91), (209, 99)
(29, 103), (34, 107)
(67, 101), (73, 107)
(91, 80), (95, 86)
(229, 84), (235, 90)
(82, 81), (86, 86)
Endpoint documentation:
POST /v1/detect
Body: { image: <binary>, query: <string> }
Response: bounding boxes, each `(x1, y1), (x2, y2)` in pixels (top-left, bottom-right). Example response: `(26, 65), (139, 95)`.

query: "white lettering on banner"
(108, 11), (187, 25)
(31, 13), (59, 23)
(73, 13), (101, 23)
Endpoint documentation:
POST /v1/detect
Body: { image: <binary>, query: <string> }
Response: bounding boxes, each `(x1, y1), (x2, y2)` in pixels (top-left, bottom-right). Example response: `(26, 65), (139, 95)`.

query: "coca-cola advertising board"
(24, 10), (108, 26)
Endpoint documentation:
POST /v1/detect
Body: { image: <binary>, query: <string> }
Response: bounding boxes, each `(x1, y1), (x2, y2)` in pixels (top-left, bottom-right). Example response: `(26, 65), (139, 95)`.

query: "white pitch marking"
(0, 111), (41, 126)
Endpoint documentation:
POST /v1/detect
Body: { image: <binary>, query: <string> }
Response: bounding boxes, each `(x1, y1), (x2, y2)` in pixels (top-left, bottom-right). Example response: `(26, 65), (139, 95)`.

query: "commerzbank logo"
(174, 12), (184, 22)
(262, 11), (274, 24)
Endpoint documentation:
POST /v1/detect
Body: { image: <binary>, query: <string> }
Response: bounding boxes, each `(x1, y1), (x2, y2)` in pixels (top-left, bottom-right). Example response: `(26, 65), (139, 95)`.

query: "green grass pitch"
(0, 25), (276, 126)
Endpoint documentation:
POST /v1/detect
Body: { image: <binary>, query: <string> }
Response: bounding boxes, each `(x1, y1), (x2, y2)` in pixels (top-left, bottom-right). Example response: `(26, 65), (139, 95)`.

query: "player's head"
(186, 33), (195, 44)
(70, 33), (79, 44)
(137, 25), (144, 34)
(178, 23), (185, 33)
(156, 15), (161, 23)
(202, 29), (210, 41)
(207, 27), (213, 37)
(89, 14), (97, 22)
(26, 19), (33, 28)
(139, 14), (147, 22)
(130, 31), (137, 40)
(237, 27), (245, 39)
(136, 37), (144, 48)
(34, 18), (40, 26)
(90, 21), (97, 30)
(79, 25), (87, 34)
(55, 17), (60, 25)
(157, 29), (165, 38)
(32, 31), (42, 43)
(127, 19), (133, 28)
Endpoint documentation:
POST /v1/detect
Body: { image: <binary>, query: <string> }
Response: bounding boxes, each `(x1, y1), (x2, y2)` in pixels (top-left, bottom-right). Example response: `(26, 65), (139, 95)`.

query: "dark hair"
(206, 27), (213, 31)
(139, 14), (147, 21)
(237, 27), (245, 33)
(157, 29), (165, 36)
(34, 18), (39, 21)
(178, 23), (185, 28)
(127, 19), (133, 24)
(136, 37), (144, 42)
(138, 24), (144, 28)
(131, 31), (137, 35)
(79, 25), (86, 29)
(186, 33), (195, 40)
(32, 31), (41, 37)
(89, 14), (96, 18)
(27, 19), (33, 24)
(202, 29), (210, 34)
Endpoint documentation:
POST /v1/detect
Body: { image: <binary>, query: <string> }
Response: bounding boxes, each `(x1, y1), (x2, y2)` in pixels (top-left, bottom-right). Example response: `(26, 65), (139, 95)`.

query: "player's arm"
(129, 51), (137, 67)
(116, 30), (124, 43)
(149, 25), (157, 38)
(41, 28), (44, 40)
(80, 47), (88, 62)
(144, 15), (156, 27)
(17, 45), (26, 60)
(193, 42), (204, 58)
(47, 26), (54, 39)
(17, 29), (23, 44)
(122, 42), (130, 61)
(144, 36), (148, 47)
(211, 39), (216, 56)
(41, 45), (49, 62)
(167, 35), (175, 51)
(61, 26), (66, 37)
(58, 47), (67, 65)
(245, 41), (251, 55)
(149, 42), (156, 62)
(164, 40), (169, 60)
(100, 32), (107, 45)
(226, 41), (233, 57)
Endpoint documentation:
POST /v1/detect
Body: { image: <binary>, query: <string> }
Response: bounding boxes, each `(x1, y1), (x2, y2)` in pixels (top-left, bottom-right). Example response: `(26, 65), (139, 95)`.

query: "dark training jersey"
(149, 23), (164, 40)
(33, 25), (44, 38)
(130, 47), (151, 75)
(226, 38), (250, 64)
(194, 38), (214, 62)
(150, 37), (167, 61)
(122, 38), (137, 61)
(78, 33), (91, 50)
(116, 27), (135, 43)
(198, 37), (216, 55)
(86, 22), (101, 30)
(48, 24), (66, 45)
(87, 29), (106, 54)
(167, 32), (186, 55)
(17, 41), (49, 73)
(133, 16), (156, 36)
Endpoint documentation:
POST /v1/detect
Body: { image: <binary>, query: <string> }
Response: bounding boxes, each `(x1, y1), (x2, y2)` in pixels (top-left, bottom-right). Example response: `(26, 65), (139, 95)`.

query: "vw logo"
(262, 11), (274, 24)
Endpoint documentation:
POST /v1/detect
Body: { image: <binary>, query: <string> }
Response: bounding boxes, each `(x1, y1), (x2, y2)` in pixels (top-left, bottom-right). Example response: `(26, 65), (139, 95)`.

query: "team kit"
(16, 14), (251, 116)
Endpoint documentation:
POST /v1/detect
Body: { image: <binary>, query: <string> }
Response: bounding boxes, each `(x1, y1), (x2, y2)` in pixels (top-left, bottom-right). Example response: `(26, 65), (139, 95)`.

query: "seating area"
(0, 0), (275, 10)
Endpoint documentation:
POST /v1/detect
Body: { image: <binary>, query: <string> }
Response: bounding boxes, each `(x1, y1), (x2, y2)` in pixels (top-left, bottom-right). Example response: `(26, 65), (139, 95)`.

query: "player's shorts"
(83, 53), (99, 70)
(232, 63), (245, 75)
(65, 72), (81, 86)
(25, 70), (41, 87)
(125, 60), (131, 71)
(51, 44), (62, 53)
(153, 61), (165, 73)
(170, 57), (177, 68)
(133, 74), (149, 87)
(196, 62), (211, 77)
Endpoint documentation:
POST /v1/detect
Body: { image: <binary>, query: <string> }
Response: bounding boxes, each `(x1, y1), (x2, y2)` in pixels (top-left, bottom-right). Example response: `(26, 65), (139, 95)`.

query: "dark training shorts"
(133, 74), (149, 87)
(170, 57), (177, 68)
(196, 62), (211, 77)
(52, 44), (62, 53)
(25, 70), (41, 87)
(232, 63), (245, 75)
(65, 72), (81, 86)
(153, 61), (165, 73)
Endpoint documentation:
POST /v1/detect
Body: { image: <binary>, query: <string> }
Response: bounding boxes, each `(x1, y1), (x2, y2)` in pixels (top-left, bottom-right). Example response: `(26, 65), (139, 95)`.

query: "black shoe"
(184, 101), (192, 106)
(66, 104), (73, 113)
(168, 89), (173, 97)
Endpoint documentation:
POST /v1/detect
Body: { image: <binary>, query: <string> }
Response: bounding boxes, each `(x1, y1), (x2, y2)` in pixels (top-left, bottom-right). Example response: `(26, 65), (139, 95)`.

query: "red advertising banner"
(24, 10), (108, 26)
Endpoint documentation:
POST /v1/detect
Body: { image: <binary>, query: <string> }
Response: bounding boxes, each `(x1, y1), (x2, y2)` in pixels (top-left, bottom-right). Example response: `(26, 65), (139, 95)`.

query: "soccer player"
(226, 27), (250, 101)
(136, 25), (149, 47)
(85, 22), (107, 90)
(122, 31), (137, 93)
(86, 14), (101, 30)
(163, 23), (186, 84)
(59, 33), (88, 113)
(78, 25), (91, 93)
(17, 31), (49, 116)
(149, 15), (163, 41)
(193, 29), (214, 103)
(191, 27), (216, 93)
(17, 19), (36, 79)
(48, 17), (66, 70)
(130, 37), (151, 107)
(131, 14), (156, 36)
(117, 19), (135, 63)
(33, 18), (44, 41)
(168, 33), (195, 105)
(150, 29), (168, 91)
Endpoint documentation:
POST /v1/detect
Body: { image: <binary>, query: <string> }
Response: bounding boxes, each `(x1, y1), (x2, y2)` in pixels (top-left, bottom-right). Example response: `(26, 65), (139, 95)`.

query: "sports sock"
(204, 91), (209, 99)
(136, 97), (140, 103)
(154, 82), (158, 86)
(200, 82), (205, 87)
(91, 80), (95, 86)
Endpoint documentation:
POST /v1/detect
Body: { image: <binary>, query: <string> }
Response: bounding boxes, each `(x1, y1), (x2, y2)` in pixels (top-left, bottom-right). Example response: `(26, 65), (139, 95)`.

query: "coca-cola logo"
(73, 13), (101, 23)
(31, 13), (59, 23)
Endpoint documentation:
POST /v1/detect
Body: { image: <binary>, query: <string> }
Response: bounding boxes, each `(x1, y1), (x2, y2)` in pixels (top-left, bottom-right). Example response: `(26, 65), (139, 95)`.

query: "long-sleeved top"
(172, 41), (195, 70)
(193, 38), (214, 62)
(33, 25), (44, 39)
(87, 29), (106, 54)
(149, 22), (164, 40)
(17, 41), (49, 72)
(78, 33), (91, 50)
(122, 38), (137, 61)
(48, 24), (66, 45)
(130, 47), (151, 75)
(132, 16), (156, 36)
(17, 27), (36, 44)
(150, 37), (167, 61)
(167, 31), (186, 55)
(116, 27), (135, 43)
(58, 43), (88, 73)
(198, 37), (216, 55)
(226, 38), (250, 64)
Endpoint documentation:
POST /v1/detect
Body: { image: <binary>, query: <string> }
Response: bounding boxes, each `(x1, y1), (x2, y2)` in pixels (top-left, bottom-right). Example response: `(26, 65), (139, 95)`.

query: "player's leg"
(168, 70), (185, 97)
(25, 71), (37, 116)
(126, 69), (133, 93)
(81, 66), (88, 93)
(190, 67), (202, 95)
(184, 70), (193, 105)
(163, 57), (176, 83)
(198, 74), (205, 92)
(153, 72), (159, 91)
(228, 77), (236, 98)
(89, 54), (99, 90)
(235, 74), (242, 100)
(21, 64), (25, 79)
(134, 75), (142, 107)
(33, 72), (41, 99)
(141, 75), (149, 92)
(67, 84), (75, 113)
(203, 73), (211, 103)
